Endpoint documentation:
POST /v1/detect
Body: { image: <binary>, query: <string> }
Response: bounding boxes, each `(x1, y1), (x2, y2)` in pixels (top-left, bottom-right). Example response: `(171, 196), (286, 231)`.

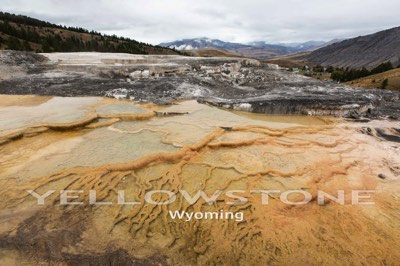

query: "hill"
(346, 68), (400, 90)
(303, 26), (400, 69)
(185, 49), (242, 57)
(0, 12), (182, 55)
(263, 52), (314, 68)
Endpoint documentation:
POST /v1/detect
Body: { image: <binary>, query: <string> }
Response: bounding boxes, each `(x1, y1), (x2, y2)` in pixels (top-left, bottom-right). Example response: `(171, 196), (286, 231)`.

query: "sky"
(1, 0), (399, 45)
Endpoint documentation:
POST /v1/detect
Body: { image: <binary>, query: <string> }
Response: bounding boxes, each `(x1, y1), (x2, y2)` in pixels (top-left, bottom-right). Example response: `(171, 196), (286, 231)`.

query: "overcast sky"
(1, 0), (399, 45)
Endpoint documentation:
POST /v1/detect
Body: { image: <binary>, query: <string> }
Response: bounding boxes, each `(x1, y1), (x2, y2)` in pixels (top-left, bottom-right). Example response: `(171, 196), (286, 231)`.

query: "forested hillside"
(0, 12), (183, 55)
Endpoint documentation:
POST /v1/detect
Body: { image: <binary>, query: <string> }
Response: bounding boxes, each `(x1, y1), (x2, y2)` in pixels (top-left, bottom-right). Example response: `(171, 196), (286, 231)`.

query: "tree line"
(329, 62), (396, 82)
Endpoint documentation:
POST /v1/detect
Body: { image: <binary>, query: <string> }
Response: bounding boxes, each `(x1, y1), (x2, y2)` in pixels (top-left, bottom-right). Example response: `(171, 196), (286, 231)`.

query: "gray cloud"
(1, 0), (399, 44)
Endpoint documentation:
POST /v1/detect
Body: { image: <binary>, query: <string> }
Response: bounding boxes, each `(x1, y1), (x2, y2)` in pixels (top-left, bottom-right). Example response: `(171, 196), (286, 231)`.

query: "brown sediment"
(0, 94), (53, 107)
(98, 111), (155, 120)
(85, 118), (121, 129)
(0, 97), (399, 265)
(0, 100), (156, 146)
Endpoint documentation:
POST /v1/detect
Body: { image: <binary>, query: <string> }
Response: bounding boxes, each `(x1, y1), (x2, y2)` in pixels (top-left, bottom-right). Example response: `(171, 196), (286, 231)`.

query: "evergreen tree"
(7, 36), (22, 50)
(326, 66), (334, 73)
(23, 40), (32, 51)
(381, 78), (389, 89)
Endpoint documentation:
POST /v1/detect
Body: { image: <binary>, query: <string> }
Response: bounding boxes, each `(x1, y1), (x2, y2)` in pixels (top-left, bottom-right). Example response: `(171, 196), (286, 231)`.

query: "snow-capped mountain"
(159, 37), (250, 51)
(270, 41), (326, 49)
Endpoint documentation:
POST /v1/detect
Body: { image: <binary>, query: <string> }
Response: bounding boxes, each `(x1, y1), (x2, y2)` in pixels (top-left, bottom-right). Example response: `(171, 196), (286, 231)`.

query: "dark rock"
(376, 128), (400, 142)
(360, 127), (373, 136)
(378, 173), (388, 179)
(154, 111), (189, 116)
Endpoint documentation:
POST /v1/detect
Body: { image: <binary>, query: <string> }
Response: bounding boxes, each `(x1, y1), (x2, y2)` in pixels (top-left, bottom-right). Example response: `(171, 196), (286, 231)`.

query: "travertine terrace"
(0, 51), (399, 265)
(0, 95), (399, 265)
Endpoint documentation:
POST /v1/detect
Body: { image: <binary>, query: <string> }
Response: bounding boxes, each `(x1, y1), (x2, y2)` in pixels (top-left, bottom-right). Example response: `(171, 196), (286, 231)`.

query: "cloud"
(1, 0), (399, 44)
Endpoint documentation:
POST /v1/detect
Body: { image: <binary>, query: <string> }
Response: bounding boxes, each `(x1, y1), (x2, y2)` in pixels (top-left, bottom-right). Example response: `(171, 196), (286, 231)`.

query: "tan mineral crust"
(0, 94), (399, 265)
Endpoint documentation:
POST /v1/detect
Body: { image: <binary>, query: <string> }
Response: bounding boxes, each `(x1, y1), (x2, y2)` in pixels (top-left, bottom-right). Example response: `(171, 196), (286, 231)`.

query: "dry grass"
(346, 68), (400, 90)
(186, 49), (242, 58)
(263, 52), (314, 68)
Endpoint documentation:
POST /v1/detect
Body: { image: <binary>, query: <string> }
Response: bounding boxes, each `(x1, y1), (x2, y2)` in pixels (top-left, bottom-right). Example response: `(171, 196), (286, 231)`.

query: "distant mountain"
(276, 40), (326, 48)
(160, 38), (341, 59)
(159, 37), (250, 51)
(276, 39), (346, 51)
(251, 40), (326, 51)
(303, 27), (400, 69)
(0, 12), (182, 55)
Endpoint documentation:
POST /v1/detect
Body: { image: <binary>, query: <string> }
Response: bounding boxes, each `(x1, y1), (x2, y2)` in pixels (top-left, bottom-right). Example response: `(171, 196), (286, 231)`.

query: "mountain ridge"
(302, 26), (400, 69)
(159, 37), (340, 59)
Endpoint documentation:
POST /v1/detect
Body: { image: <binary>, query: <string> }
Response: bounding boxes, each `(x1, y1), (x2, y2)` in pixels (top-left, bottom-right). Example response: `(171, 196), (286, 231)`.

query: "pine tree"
(7, 36), (22, 50)
(381, 79), (389, 89)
